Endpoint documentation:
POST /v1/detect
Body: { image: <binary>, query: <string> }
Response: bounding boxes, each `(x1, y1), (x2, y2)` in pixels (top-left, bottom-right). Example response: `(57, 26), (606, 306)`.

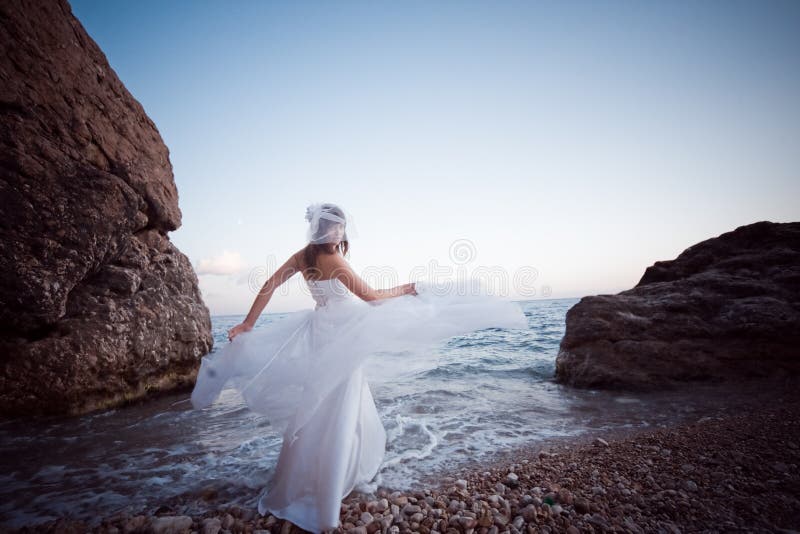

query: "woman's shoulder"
(290, 249), (305, 270)
(294, 247), (350, 278)
(316, 250), (350, 271)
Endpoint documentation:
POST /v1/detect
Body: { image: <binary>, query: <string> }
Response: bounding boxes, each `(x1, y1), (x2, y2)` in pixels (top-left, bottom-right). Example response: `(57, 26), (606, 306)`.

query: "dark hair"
(301, 204), (350, 280)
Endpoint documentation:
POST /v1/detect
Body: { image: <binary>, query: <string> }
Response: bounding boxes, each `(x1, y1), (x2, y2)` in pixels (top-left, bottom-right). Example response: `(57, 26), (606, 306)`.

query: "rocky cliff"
(0, 0), (213, 416)
(555, 221), (800, 390)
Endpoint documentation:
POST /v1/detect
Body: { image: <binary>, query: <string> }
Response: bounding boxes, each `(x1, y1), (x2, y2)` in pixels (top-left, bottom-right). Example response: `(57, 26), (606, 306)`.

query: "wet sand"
(16, 378), (800, 533)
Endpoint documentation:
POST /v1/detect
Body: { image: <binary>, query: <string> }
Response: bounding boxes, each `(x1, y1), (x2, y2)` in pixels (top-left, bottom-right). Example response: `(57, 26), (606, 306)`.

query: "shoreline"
(349, 379), (800, 533)
(14, 378), (800, 533)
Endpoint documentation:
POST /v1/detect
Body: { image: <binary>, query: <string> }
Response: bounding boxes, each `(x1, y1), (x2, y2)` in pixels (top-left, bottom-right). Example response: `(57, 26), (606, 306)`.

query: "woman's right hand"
(228, 322), (253, 341)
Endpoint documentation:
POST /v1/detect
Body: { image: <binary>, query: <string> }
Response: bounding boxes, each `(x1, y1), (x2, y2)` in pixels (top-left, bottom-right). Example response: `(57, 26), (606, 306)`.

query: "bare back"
(292, 248), (414, 302)
(295, 250), (343, 282)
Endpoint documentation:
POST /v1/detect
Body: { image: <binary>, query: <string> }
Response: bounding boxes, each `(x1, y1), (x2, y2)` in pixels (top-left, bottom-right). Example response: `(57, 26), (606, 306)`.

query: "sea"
(0, 297), (761, 529)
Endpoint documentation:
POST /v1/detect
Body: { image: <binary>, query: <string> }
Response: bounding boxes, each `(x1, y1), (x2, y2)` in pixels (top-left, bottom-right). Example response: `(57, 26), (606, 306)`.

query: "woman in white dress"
(191, 203), (528, 533)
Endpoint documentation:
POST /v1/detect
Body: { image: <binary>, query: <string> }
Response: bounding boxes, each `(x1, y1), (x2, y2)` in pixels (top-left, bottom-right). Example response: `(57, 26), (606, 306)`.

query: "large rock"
(555, 221), (800, 390)
(0, 0), (213, 416)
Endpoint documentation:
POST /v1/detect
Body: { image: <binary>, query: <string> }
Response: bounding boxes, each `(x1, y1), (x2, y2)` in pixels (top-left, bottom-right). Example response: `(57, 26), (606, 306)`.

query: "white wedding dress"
(191, 277), (527, 533)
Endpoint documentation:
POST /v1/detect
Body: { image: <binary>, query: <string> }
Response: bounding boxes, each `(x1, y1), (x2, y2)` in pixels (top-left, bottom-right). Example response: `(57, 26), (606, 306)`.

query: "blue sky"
(69, 0), (800, 314)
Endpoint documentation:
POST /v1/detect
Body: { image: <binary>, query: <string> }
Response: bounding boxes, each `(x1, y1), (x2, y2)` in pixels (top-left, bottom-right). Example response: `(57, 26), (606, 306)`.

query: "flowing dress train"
(191, 278), (527, 533)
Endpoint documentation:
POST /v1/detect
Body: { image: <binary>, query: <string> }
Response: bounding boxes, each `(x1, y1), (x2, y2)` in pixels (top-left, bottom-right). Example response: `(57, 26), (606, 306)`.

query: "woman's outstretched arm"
(328, 254), (416, 303)
(371, 285), (417, 300)
(228, 252), (300, 340)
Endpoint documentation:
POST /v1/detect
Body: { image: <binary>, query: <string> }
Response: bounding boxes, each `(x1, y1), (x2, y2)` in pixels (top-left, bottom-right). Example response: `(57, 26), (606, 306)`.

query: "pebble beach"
(20, 378), (800, 534)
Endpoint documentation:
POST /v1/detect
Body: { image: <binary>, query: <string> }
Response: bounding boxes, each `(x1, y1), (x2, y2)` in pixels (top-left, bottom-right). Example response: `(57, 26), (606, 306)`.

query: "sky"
(69, 0), (800, 315)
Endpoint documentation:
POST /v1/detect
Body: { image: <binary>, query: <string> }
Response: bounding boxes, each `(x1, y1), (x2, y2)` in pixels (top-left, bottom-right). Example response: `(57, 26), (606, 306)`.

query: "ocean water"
(0, 297), (758, 528)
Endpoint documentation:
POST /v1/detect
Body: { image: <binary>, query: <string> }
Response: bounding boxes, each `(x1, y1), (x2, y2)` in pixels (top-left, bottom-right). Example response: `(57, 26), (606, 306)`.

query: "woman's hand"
(228, 322), (253, 342)
(401, 282), (418, 296)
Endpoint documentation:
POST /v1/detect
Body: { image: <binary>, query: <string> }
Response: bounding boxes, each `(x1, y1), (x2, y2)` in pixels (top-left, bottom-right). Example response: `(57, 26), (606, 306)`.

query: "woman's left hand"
(401, 282), (418, 296)
(228, 322), (253, 341)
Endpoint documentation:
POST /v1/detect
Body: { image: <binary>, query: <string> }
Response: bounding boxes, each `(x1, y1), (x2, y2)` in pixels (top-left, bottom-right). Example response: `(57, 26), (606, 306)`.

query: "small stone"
(477, 511), (494, 527)
(448, 499), (461, 513)
(505, 472), (520, 488)
(149, 516), (193, 534)
(622, 518), (643, 533)
(458, 516), (478, 529)
(492, 511), (509, 527)
(773, 461), (789, 473)
(124, 516), (148, 532)
(241, 508), (255, 522)
(574, 498), (590, 514)
(201, 518), (221, 534)
(456, 479), (468, 490)
(587, 513), (611, 530)
(594, 437), (609, 447)
(658, 521), (682, 534)
(392, 495), (409, 507)
(684, 480), (698, 492)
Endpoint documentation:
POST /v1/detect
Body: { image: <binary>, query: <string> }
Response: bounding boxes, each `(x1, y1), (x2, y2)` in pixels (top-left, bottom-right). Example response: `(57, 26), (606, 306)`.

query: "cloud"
(196, 250), (246, 275)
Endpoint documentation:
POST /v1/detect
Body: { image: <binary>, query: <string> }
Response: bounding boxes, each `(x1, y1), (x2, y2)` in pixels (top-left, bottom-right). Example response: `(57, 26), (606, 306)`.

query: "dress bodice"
(306, 277), (355, 309)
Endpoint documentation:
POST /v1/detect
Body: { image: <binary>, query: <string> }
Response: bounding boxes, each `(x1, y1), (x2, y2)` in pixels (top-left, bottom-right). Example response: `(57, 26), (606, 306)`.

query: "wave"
(422, 362), (555, 380)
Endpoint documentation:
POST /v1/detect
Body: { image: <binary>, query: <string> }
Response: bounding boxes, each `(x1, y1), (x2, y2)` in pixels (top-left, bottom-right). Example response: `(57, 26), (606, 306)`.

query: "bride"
(191, 203), (527, 533)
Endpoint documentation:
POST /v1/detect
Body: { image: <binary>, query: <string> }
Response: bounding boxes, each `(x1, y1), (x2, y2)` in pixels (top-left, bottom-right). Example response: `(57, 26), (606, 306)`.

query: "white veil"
(304, 202), (358, 245)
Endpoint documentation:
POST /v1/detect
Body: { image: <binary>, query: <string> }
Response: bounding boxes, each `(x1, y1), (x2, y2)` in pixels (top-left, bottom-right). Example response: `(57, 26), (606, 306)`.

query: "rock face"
(0, 0), (213, 416)
(555, 221), (800, 390)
